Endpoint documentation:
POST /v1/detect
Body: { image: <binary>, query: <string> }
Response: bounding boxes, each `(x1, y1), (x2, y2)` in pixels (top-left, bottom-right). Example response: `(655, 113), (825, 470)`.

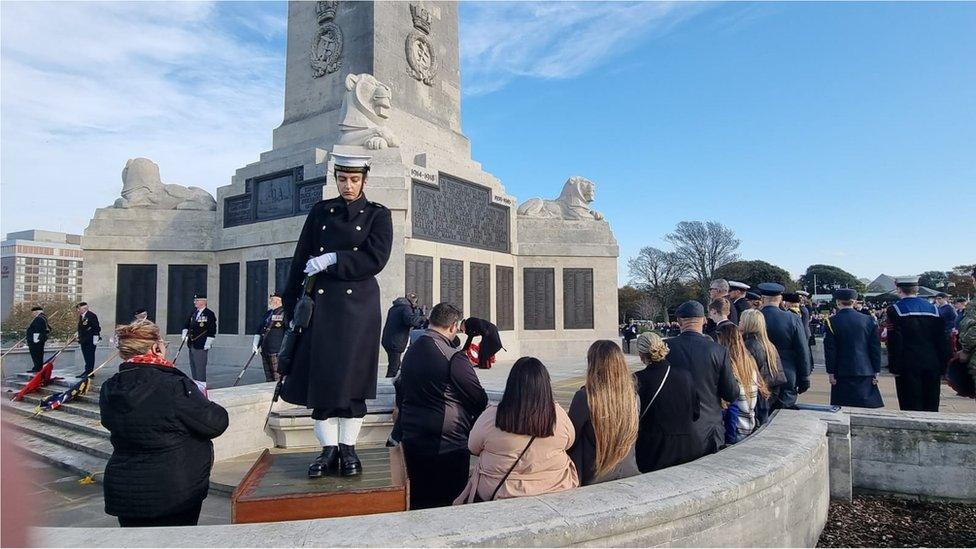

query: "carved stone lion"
(112, 158), (216, 211)
(337, 73), (400, 150)
(517, 176), (604, 221)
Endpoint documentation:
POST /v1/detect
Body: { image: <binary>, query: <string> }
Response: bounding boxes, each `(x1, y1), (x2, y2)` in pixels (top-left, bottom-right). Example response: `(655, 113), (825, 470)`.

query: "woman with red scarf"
(99, 320), (228, 527)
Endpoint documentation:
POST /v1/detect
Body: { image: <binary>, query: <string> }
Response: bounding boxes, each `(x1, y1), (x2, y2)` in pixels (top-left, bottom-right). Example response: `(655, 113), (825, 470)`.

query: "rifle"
(170, 331), (206, 364)
(232, 350), (259, 387)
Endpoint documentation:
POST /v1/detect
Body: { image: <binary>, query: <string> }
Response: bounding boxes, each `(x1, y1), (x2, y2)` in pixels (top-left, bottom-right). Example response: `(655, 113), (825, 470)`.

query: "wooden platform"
(231, 447), (409, 524)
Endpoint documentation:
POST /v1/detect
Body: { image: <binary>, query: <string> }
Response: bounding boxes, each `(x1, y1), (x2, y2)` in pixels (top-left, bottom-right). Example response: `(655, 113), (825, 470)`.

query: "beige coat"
(454, 404), (579, 504)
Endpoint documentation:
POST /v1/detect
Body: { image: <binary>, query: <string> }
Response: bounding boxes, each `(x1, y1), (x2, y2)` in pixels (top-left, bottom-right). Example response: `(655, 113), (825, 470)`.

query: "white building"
(1, 230), (84, 321)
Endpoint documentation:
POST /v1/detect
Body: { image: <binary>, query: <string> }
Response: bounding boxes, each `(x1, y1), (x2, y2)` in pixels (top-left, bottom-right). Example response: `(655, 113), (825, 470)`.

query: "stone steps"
(3, 399), (110, 439)
(12, 429), (108, 482)
(6, 412), (114, 460)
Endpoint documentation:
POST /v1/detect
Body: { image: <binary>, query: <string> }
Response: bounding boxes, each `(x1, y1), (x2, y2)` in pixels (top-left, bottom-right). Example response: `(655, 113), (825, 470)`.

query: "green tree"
(798, 264), (865, 295)
(918, 270), (949, 291)
(948, 264), (975, 297)
(2, 298), (78, 345)
(713, 260), (795, 291)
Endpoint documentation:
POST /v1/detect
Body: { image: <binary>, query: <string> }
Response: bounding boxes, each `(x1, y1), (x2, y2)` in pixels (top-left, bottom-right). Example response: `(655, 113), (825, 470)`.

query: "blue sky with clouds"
(2, 1), (973, 283)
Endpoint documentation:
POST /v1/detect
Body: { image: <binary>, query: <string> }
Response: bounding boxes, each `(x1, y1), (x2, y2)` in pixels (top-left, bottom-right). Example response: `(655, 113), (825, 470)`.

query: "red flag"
(11, 362), (59, 401)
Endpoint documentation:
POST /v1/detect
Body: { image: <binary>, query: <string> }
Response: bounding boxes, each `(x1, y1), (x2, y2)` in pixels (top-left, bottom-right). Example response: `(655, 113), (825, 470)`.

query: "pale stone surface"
(518, 176), (604, 221)
(112, 158), (216, 211)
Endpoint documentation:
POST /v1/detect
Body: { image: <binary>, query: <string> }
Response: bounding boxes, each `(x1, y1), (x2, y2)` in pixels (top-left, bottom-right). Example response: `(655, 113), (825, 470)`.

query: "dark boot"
(307, 446), (339, 478)
(338, 443), (362, 477)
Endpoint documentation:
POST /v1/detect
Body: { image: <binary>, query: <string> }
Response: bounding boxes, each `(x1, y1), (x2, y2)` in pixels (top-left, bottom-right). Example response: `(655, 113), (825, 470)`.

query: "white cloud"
(0, 1), (286, 235)
(460, 1), (709, 95)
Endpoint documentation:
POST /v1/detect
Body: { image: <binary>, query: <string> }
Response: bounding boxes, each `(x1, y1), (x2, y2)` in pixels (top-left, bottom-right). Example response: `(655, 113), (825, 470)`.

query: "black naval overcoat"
(280, 194), (393, 411)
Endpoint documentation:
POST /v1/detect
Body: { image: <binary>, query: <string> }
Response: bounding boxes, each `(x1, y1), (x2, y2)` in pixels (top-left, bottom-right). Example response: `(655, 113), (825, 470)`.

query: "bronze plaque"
(405, 255), (434, 309)
(411, 175), (510, 253)
(496, 266), (514, 331)
(224, 195), (252, 227)
(563, 268), (594, 329)
(523, 268), (554, 330)
(440, 258), (464, 311)
(469, 263), (490, 321)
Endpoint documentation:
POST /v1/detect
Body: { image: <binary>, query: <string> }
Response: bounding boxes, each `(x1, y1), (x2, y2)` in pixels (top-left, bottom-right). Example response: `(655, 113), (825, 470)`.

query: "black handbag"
(277, 275), (316, 376)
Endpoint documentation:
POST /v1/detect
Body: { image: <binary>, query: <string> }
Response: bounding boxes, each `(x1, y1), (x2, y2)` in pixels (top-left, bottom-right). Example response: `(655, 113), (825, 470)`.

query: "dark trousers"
(261, 352), (279, 382)
(188, 348), (208, 382)
(403, 445), (470, 510)
(385, 348), (403, 377)
(117, 500), (203, 528)
(895, 370), (942, 412)
(80, 343), (96, 374)
(28, 343), (45, 371)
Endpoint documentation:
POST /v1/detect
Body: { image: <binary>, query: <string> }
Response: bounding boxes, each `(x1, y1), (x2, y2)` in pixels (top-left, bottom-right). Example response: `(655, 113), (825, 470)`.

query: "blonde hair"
(636, 331), (669, 363)
(717, 323), (769, 399)
(115, 319), (163, 360)
(737, 309), (781, 381)
(585, 340), (638, 479)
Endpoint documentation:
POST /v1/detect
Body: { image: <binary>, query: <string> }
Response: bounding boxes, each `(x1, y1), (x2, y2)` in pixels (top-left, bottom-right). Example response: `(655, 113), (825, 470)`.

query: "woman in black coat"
(632, 332), (704, 473)
(99, 320), (228, 527)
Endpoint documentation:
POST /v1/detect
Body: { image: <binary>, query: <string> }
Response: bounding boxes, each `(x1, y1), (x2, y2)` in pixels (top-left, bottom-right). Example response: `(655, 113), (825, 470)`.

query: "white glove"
(304, 252), (337, 276)
(204, 337), (214, 351)
(181, 329), (188, 342)
(93, 335), (100, 345)
(252, 334), (261, 354)
(33, 334), (40, 343)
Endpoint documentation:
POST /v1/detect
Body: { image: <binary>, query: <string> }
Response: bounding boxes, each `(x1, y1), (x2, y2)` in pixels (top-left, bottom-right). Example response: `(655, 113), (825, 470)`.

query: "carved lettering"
(411, 175), (510, 253)
(563, 268), (594, 329)
(523, 268), (554, 330)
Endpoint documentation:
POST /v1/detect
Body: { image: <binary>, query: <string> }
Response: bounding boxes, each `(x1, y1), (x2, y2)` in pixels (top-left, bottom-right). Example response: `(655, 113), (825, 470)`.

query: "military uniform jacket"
(281, 194), (393, 410)
(885, 297), (950, 376)
(27, 314), (50, 347)
(77, 312), (101, 346)
(183, 308), (217, 350)
(824, 308), (881, 377)
(732, 297), (752, 318)
(257, 307), (286, 354)
(760, 306), (812, 385)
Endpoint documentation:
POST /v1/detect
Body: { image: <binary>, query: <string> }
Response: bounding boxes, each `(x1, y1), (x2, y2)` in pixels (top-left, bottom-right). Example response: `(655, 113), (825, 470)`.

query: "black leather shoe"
(307, 446), (339, 478)
(338, 444), (362, 477)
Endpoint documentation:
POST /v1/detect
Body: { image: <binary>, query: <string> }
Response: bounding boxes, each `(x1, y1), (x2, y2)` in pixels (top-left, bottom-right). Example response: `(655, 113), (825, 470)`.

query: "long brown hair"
(585, 340), (638, 479)
(716, 323), (769, 399)
(738, 309), (781, 378)
(496, 357), (556, 437)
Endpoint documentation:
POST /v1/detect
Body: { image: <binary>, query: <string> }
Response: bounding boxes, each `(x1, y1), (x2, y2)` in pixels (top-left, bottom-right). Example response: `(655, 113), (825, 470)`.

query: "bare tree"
(628, 246), (687, 320)
(664, 221), (740, 299)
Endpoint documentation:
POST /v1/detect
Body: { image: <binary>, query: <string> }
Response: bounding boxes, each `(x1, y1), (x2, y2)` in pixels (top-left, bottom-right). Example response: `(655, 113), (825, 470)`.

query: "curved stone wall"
(36, 410), (828, 547)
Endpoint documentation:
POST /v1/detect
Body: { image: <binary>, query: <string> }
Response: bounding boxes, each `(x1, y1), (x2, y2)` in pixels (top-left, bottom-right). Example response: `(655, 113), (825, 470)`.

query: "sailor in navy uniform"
(182, 294), (216, 384)
(280, 153), (393, 478)
(885, 276), (951, 412)
(824, 289), (883, 408)
(728, 281), (752, 319)
(25, 306), (50, 372)
(935, 292), (957, 338)
(253, 292), (286, 382)
(76, 302), (102, 378)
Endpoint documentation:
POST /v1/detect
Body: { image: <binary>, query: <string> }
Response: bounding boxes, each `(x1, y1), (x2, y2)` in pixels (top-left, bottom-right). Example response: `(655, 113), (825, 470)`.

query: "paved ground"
(14, 336), (973, 529)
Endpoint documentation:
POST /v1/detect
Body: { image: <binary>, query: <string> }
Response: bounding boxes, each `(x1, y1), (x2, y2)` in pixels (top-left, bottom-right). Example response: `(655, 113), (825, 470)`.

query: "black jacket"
(26, 314), (50, 347)
(824, 308), (881, 377)
(461, 317), (503, 369)
(184, 308), (217, 350)
(99, 362), (228, 518)
(398, 330), (488, 455)
(567, 389), (639, 485)
(381, 298), (426, 353)
(633, 360), (704, 472)
(743, 333), (786, 389)
(761, 305), (812, 406)
(77, 312), (101, 345)
(732, 297), (752, 319)
(280, 194), (393, 410)
(885, 297), (950, 376)
(256, 307), (286, 354)
(663, 331), (739, 454)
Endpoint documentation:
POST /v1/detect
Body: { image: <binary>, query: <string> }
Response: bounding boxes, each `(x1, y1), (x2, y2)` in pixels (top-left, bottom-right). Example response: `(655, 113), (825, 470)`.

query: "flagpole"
(232, 350), (259, 387)
(33, 351), (120, 417)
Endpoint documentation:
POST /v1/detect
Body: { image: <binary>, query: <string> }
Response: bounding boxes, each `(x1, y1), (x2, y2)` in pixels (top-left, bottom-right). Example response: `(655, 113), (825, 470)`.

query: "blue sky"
(2, 1), (973, 283)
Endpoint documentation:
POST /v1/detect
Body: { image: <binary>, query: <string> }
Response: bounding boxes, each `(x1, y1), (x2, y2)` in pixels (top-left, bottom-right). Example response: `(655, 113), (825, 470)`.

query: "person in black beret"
(660, 300), (739, 454)
(757, 283), (811, 409)
(253, 292), (286, 382)
(76, 302), (102, 378)
(824, 289), (883, 408)
(25, 306), (50, 372)
(182, 293), (216, 386)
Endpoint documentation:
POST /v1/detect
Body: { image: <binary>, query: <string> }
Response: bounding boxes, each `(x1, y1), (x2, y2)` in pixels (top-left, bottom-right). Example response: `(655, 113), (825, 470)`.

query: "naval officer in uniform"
(280, 153), (393, 478)
(885, 276), (950, 412)
(728, 281), (751, 320)
(824, 289), (883, 408)
(758, 283), (811, 409)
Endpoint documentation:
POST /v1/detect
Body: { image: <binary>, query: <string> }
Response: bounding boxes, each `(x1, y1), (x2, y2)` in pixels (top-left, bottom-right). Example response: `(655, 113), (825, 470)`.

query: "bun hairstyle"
(115, 319), (162, 359)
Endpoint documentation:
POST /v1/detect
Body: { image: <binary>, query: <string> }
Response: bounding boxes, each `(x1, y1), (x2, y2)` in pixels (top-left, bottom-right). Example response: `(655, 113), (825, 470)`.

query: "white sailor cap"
(895, 276), (919, 287)
(728, 281), (750, 291)
(332, 153), (371, 173)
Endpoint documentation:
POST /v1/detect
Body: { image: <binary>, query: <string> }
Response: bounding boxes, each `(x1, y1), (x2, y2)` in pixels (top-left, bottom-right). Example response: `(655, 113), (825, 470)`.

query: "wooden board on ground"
(231, 447), (408, 523)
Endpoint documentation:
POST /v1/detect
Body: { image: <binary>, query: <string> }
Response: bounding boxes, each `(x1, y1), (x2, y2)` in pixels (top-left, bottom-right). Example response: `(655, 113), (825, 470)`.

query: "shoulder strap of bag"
(488, 436), (536, 502)
(640, 365), (670, 421)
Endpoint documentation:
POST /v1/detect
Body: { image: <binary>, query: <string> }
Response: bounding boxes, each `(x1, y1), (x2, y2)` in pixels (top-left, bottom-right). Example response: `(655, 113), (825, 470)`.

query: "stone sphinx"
(517, 176), (604, 221)
(112, 158), (216, 211)
(337, 73), (400, 150)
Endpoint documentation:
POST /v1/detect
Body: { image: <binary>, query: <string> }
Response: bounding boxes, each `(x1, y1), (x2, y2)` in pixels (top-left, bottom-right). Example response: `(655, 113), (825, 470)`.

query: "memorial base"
(231, 447), (408, 524)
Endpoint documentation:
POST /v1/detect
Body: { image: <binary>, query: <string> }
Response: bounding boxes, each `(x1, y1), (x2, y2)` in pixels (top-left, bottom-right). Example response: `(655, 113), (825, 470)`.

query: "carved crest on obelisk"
(406, 4), (435, 85)
(311, 1), (342, 78)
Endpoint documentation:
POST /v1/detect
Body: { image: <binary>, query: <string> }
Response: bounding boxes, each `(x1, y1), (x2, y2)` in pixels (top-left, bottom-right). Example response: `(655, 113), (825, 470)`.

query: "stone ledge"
(34, 410), (829, 548)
